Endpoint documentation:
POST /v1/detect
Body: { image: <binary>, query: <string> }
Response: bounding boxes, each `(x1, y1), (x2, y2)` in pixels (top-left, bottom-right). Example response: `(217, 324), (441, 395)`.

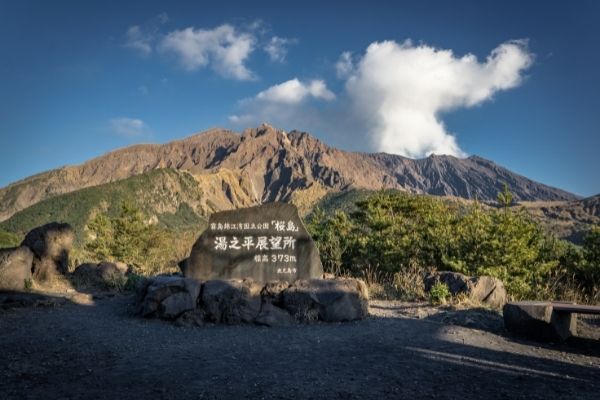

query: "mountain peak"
(0, 125), (577, 221)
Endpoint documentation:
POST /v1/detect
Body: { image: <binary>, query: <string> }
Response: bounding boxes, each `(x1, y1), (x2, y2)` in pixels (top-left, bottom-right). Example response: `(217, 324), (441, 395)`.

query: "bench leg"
(550, 311), (577, 341)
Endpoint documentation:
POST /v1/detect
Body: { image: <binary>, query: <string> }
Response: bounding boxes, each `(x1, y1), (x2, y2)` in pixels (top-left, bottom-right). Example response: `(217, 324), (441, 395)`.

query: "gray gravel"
(1, 294), (599, 399)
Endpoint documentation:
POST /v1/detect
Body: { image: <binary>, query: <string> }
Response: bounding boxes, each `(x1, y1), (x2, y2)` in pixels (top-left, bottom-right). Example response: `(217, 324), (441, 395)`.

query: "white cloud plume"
(230, 39), (533, 158)
(345, 39), (533, 157)
(158, 24), (255, 80)
(264, 36), (296, 63)
(109, 117), (146, 137)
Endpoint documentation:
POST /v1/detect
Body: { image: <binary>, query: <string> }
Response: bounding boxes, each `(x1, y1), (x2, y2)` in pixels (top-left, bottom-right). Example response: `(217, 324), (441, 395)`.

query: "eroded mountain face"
(0, 124), (577, 222)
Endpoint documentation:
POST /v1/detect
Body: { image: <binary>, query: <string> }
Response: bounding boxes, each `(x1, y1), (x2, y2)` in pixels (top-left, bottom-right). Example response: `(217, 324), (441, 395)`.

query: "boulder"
(201, 279), (262, 324)
(424, 271), (507, 308)
(255, 303), (293, 327)
(468, 276), (507, 308)
(280, 280), (320, 322)
(175, 309), (207, 327)
(161, 292), (196, 319)
(424, 271), (470, 295)
(503, 301), (577, 342)
(140, 276), (201, 319)
(282, 278), (369, 322)
(21, 222), (74, 281)
(0, 246), (34, 291)
(260, 280), (290, 306)
(73, 261), (128, 288)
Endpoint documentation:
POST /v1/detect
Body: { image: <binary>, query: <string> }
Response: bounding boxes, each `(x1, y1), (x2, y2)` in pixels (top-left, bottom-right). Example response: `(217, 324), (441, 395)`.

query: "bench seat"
(503, 301), (599, 342)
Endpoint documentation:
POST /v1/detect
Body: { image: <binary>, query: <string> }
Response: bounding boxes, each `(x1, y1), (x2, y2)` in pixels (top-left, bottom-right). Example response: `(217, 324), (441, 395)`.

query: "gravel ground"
(1, 293), (599, 400)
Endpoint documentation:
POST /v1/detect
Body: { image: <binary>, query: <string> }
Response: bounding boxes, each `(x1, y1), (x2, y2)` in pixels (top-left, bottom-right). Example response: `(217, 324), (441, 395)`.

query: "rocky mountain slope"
(0, 124), (577, 222)
(518, 194), (600, 242)
(0, 169), (208, 245)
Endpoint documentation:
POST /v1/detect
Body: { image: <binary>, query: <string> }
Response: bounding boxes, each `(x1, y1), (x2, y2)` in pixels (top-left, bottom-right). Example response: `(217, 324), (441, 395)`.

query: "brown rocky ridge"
(0, 123), (578, 222)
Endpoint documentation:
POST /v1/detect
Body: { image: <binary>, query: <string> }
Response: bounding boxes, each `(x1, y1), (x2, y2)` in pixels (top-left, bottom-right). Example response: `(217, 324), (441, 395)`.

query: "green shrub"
(429, 281), (451, 305)
(307, 190), (597, 302)
(0, 229), (21, 249)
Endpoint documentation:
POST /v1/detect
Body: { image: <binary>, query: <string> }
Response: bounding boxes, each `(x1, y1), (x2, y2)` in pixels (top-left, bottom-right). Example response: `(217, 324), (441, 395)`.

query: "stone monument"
(183, 203), (323, 282)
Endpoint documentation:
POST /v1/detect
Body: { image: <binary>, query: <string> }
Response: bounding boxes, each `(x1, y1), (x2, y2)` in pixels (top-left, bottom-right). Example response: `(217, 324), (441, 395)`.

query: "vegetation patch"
(308, 187), (600, 303)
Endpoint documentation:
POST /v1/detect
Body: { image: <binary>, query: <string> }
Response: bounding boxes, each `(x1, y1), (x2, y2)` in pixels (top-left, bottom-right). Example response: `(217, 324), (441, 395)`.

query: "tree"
(85, 201), (170, 274)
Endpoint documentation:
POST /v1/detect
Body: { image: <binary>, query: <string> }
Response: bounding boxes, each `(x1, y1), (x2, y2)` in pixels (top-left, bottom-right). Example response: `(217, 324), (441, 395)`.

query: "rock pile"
(136, 276), (369, 327)
(423, 271), (507, 308)
(0, 222), (74, 290)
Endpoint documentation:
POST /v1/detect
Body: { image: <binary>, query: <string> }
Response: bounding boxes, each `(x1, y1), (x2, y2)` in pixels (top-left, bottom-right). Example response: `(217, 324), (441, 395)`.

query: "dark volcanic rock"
(0, 246), (33, 290)
(424, 271), (470, 294)
(21, 222), (74, 281)
(424, 271), (507, 308)
(136, 276), (370, 326)
(282, 278), (369, 322)
(140, 276), (201, 319)
(185, 203), (323, 282)
(255, 303), (293, 327)
(261, 280), (290, 305)
(73, 261), (128, 288)
(200, 279), (262, 324)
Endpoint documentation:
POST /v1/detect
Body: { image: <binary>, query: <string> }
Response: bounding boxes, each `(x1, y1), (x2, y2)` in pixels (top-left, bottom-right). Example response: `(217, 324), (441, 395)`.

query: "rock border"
(136, 276), (369, 327)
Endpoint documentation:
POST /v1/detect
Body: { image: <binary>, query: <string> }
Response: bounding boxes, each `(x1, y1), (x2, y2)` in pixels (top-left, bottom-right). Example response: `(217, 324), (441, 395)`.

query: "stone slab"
(184, 203), (323, 282)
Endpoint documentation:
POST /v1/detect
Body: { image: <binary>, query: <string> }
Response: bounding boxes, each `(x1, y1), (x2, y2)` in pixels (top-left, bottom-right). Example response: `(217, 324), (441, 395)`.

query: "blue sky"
(0, 0), (598, 196)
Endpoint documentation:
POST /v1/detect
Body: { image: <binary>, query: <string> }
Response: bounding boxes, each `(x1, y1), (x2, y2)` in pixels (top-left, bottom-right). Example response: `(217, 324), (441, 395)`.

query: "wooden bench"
(503, 301), (600, 342)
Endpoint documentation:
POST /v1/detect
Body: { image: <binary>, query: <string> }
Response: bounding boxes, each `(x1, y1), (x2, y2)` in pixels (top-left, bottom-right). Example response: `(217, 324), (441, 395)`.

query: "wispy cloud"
(124, 18), (295, 80)
(158, 24), (256, 80)
(264, 36), (296, 63)
(124, 13), (168, 56)
(255, 78), (335, 103)
(124, 26), (153, 56)
(231, 39), (533, 158)
(335, 51), (354, 79)
(228, 78), (335, 128)
(109, 117), (147, 137)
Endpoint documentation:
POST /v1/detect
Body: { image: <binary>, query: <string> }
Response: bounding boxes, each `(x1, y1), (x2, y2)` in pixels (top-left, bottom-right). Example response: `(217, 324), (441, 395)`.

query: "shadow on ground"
(1, 290), (599, 399)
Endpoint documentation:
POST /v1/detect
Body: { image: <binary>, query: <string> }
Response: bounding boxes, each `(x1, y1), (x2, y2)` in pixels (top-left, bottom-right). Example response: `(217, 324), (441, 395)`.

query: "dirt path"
(1, 293), (599, 399)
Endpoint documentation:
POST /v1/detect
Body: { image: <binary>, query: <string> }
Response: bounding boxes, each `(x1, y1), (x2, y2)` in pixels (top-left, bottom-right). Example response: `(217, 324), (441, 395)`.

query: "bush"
(0, 229), (21, 249)
(307, 190), (598, 302)
(429, 281), (451, 305)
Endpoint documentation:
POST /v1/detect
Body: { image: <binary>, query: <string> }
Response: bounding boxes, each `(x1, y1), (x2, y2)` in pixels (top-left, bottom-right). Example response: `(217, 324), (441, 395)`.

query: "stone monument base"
(136, 275), (369, 327)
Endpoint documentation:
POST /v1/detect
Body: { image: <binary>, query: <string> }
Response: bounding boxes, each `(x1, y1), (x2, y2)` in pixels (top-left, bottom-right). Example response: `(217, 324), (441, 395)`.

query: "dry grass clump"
(359, 264), (427, 301)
